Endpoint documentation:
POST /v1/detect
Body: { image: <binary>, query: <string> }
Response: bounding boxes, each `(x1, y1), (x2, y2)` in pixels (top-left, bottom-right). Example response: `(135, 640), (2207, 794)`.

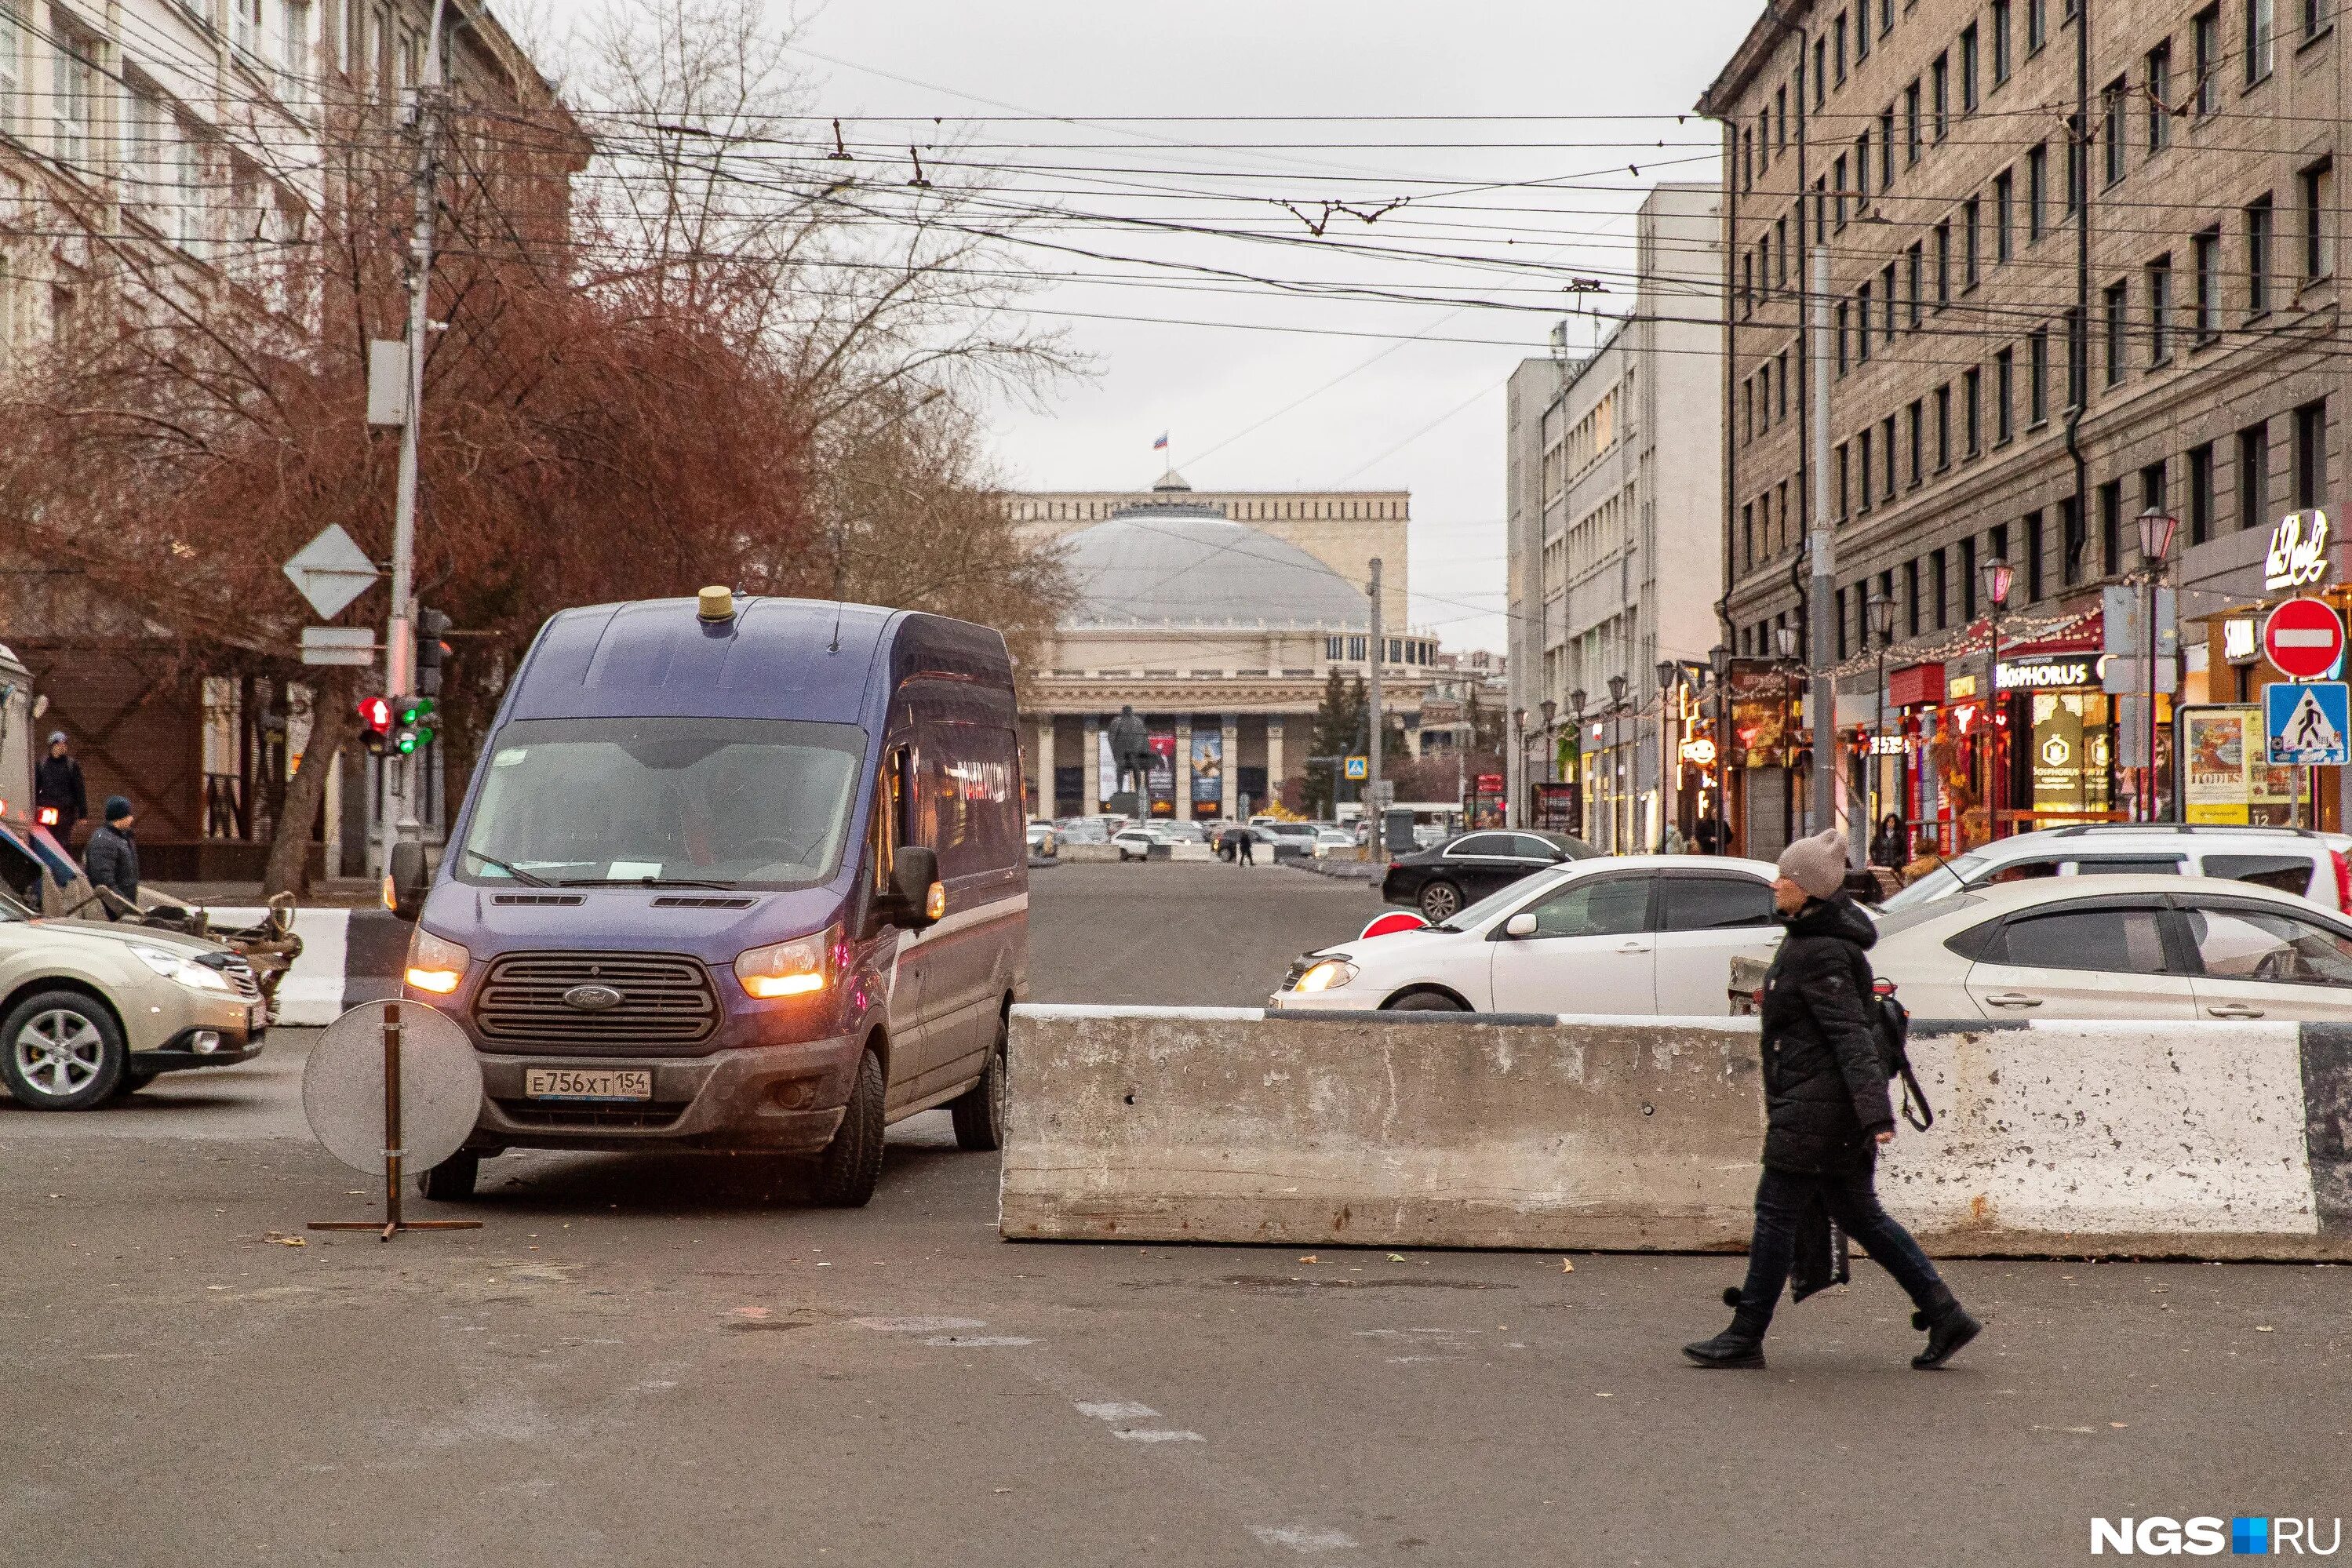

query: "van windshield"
(457, 716), (867, 890)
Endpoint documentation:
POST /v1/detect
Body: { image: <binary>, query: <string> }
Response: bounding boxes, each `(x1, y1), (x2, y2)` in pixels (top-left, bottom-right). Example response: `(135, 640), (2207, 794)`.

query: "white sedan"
(1868, 873), (2352, 1021)
(1269, 855), (1784, 1014)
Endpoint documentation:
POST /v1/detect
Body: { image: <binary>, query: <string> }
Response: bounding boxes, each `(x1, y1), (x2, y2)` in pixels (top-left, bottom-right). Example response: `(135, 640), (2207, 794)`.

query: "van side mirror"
(386, 840), (428, 923)
(1504, 911), (1538, 938)
(891, 845), (943, 929)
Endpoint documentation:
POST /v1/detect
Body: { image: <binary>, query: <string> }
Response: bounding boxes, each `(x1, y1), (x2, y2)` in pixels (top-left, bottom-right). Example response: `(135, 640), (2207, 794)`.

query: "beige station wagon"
(0, 894), (267, 1111)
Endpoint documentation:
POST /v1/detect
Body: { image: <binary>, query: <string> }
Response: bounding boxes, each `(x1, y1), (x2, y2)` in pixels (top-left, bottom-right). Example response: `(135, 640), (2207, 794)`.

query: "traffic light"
(392, 695), (437, 755)
(358, 694), (393, 757)
(415, 608), (451, 697)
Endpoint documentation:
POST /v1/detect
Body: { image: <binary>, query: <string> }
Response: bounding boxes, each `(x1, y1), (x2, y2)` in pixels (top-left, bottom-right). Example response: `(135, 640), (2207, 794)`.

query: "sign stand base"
(305, 1002), (482, 1242)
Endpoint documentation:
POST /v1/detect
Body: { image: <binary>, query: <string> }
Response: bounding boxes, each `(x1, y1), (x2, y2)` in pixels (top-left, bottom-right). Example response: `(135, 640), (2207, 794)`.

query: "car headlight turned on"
(1292, 958), (1357, 993)
(735, 929), (835, 999)
(404, 928), (471, 995)
(131, 944), (235, 993)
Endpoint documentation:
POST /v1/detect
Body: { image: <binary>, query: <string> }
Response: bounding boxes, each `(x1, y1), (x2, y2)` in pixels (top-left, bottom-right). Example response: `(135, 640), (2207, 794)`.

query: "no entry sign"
(2262, 597), (2345, 680)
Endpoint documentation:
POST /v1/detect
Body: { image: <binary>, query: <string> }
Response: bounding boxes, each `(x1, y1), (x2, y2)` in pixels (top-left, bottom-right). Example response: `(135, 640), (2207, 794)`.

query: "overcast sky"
(774, 1), (1764, 652)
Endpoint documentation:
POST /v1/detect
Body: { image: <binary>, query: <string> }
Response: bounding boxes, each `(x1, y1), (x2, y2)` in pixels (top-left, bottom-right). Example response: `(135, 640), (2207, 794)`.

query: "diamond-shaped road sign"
(282, 525), (380, 620)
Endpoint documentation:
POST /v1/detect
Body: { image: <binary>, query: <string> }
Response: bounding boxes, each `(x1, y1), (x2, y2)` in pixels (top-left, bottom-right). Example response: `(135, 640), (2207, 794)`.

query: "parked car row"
(1282, 824), (2352, 1024)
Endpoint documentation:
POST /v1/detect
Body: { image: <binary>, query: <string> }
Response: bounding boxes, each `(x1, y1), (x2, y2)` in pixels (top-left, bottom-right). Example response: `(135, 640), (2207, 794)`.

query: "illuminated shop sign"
(1997, 655), (2095, 690)
(2264, 510), (2332, 591)
(2223, 617), (2259, 664)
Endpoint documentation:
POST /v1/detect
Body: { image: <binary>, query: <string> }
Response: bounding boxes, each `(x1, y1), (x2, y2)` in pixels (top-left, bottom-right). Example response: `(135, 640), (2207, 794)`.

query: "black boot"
(1910, 1293), (1982, 1370)
(1683, 1298), (1769, 1369)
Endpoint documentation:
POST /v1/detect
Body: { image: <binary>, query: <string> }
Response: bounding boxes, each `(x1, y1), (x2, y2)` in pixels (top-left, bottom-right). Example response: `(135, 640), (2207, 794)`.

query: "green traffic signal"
(394, 729), (421, 756)
(397, 696), (438, 726)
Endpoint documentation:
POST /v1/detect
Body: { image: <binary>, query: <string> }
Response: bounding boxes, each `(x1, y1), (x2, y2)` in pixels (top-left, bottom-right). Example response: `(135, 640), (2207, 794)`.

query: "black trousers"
(1736, 1163), (1946, 1331)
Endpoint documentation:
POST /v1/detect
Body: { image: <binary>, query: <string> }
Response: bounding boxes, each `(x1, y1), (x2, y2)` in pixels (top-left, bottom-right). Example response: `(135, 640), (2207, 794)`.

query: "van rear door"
(905, 716), (1025, 1098)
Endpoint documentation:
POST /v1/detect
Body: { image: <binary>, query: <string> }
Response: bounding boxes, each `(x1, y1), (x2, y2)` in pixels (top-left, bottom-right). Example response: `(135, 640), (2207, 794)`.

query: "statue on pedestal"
(1105, 704), (1151, 817)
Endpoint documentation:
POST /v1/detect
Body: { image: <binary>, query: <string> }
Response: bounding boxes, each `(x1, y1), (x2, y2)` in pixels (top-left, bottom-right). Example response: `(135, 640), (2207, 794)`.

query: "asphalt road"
(5, 860), (2350, 1566)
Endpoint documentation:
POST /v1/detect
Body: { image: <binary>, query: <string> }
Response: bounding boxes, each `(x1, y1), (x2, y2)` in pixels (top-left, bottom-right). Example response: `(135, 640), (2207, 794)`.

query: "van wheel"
(416, 1152), (479, 1202)
(1, 991), (126, 1111)
(951, 1020), (1008, 1152)
(815, 1050), (887, 1207)
(1418, 880), (1465, 922)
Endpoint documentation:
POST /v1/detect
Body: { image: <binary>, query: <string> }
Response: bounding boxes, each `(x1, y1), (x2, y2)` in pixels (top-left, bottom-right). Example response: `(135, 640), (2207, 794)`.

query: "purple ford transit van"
(401, 592), (1028, 1206)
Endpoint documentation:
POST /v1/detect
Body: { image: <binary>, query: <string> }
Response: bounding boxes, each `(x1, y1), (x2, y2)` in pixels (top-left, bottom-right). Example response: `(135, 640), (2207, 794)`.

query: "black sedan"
(1379, 830), (1600, 922)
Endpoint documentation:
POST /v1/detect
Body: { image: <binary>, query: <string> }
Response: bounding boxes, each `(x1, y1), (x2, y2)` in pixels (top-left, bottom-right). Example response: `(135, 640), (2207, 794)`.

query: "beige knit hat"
(1775, 829), (1850, 900)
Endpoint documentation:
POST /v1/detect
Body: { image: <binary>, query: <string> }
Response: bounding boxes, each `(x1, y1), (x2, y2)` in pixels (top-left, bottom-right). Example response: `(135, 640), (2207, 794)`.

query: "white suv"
(1881, 824), (2352, 917)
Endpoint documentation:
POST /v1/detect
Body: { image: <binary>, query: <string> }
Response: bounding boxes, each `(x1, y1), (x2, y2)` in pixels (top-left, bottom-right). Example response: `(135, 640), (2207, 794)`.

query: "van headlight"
(736, 930), (833, 999)
(404, 928), (470, 995)
(1293, 959), (1357, 994)
(131, 944), (235, 993)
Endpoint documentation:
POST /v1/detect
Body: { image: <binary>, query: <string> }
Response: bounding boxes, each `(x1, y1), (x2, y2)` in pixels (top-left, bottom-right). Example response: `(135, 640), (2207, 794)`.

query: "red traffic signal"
(359, 695), (393, 733)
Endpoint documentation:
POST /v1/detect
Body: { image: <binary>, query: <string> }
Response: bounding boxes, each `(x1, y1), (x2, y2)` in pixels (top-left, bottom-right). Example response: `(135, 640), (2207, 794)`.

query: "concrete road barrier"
(209, 908), (411, 1025)
(999, 1006), (2352, 1261)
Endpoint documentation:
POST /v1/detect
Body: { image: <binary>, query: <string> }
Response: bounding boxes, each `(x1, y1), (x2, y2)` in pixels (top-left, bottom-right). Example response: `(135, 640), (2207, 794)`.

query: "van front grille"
(473, 951), (719, 1047)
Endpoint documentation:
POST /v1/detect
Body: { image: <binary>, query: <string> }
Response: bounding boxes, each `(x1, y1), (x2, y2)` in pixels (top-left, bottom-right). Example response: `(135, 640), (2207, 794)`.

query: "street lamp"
(1773, 624), (1799, 660)
(1979, 558), (2016, 842)
(1707, 645), (1730, 853)
(1606, 673), (1628, 852)
(1538, 697), (1558, 786)
(1511, 706), (1528, 828)
(2138, 505), (2180, 823)
(1655, 659), (1680, 852)
(1568, 688), (1587, 838)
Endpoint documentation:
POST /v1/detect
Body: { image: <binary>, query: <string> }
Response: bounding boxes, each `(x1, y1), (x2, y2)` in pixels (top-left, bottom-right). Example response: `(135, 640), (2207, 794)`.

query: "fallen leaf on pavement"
(1298, 1255), (1318, 1264)
(1386, 1254), (1406, 1262)
(2256, 1326), (2276, 1333)
(1562, 1259), (1575, 1272)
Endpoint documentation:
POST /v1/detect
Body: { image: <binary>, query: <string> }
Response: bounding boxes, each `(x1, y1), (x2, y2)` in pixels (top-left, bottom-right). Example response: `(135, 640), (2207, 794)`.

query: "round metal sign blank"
(301, 1000), (483, 1175)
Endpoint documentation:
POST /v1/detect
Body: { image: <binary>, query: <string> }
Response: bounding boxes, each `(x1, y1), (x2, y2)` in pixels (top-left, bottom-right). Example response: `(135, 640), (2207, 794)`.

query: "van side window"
(870, 754), (904, 898)
(2199, 855), (2314, 897)
(914, 726), (1021, 880)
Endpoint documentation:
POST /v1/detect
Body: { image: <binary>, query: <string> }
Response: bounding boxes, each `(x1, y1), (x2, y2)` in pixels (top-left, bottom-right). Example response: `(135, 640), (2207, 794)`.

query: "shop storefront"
(1726, 659), (1802, 860)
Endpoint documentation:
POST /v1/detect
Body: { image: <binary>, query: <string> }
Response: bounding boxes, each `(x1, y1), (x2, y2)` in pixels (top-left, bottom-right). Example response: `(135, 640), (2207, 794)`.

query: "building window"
(1858, 4), (1872, 60)
(1906, 79), (1922, 164)
(2240, 420), (2270, 531)
(1882, 262), (1897, 340)
(2101, 78), (2127, 187)
(1935, 384), (1952, 471)
(1961, 537), (1979, 622)
(1815, 37), (1829, 108)
(1882, 413), (1898, 496)
(1993, 0), (2012, 82)
(1995, 347), (2015, 443)
(2295, 399), (2327, 510)
(1931, 548), (1950, 629)
(2065, 306), (2086, 409)
(1931, 53), (1950, 140)
(2025, 511), (2045, 600)
(1964, 367), (1982, 456)
(2029, 326), (2049, 424)
(2062, 497), (2085, 584)
(1837, 588), (1851, 660)
(1908, 399), (1924, 486)
(1777, 347), (1790, 420)
(2302, 158), (2332, 282)
(1961, 25), (1980, 113)
(2027, 143), (2047, 239)
(1906, 558), (1921, 635)
(2103, 280), (2128, 385)
(1741, 501), (1755, 569)
(1835, 9), (1848, 80)
(2146, 256), (2172, 364)
(1964, 198), (1981, 288)
(0, 4), (20, 135)
(1858, 282), (1873, 360)
(1879, 108), (1895, 189)
(2099, 482), (2123, 577)
(1837, 442), (1851, 518)
(1906, 242), (1924, 327)
(1859, 429), (1875, 511)
(2146, 42), (2172, 154)
(52, 27), (95, 172)
(1993, 170), (2013, 261)
(2027, 0), (2047, 53)
(1935, 222), (1951, 306)
(2188, 443), (2215, 544)
(2305, 0), (2325, 40)
(1778, 83), (1789, 148)
(2194, 6), (2221, 114)
(1837, 300), (1851, 374)
(1833, 155), (1848, 231)
(2248, 194), (2274, 315)
(2245, 0), (2274, 85)
(2194, 227), (2222, 338)
(1855, 135), (1870, 198)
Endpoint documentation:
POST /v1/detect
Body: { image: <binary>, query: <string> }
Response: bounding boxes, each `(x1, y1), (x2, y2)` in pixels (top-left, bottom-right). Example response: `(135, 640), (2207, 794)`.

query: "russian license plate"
(525, 1067), (654, 1102)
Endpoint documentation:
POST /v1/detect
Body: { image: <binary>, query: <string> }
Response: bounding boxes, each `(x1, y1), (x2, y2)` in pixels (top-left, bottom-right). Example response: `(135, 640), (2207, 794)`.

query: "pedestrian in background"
(1236, 824), (1255, 866)
(34, 731), (86, 844)
(1683, 829), (1981, 1373)
(1870, 813), (1909, 870)
(1691, 811), (1727, 856)
(83, 796), (141, 914)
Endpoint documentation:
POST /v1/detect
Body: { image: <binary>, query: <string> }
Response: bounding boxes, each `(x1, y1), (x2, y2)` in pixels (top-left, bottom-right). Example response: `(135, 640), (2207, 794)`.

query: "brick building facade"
(1699, 0), (2343, 852)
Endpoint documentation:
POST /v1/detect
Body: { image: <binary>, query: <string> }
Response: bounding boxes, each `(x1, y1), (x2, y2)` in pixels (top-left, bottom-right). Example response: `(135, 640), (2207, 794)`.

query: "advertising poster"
(1728, 660), (1797, 769)
(2183, 708), (2252, 824)
(1146, 733), (1177, 817)
(1189, 729), (1223, 816)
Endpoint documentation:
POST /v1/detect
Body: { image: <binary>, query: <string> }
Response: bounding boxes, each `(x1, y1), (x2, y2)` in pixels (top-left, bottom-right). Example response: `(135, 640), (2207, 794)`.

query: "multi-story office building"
(1700, 0), (2346, 853)
(1505, 184), (1725, 850)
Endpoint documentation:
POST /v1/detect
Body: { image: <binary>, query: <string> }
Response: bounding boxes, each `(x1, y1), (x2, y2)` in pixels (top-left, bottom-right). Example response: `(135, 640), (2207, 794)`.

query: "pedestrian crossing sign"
(1343, 755), (1370, 780)
(2265, 680), (2351, 766)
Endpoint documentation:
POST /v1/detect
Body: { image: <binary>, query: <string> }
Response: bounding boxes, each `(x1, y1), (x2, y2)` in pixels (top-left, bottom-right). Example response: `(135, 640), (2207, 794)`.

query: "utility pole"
(1367, 557), (1385, 859)
(1806, 246), (1837, 845)
(384, 0), (450, 887)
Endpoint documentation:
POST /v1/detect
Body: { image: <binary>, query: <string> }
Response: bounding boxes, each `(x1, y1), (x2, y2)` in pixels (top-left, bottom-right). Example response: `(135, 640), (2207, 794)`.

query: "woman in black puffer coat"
(1683, 829), (1982, 1372)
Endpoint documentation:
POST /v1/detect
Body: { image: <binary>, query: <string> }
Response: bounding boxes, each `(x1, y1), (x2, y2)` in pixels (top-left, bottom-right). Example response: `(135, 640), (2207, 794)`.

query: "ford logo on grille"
(562, 984), (624, 1012)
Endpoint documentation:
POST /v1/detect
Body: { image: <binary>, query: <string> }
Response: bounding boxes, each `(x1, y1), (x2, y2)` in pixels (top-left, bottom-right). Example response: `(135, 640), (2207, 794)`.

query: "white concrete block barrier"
(998, 1006), (2352, 1261)
(208, 908), (412, 1026)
